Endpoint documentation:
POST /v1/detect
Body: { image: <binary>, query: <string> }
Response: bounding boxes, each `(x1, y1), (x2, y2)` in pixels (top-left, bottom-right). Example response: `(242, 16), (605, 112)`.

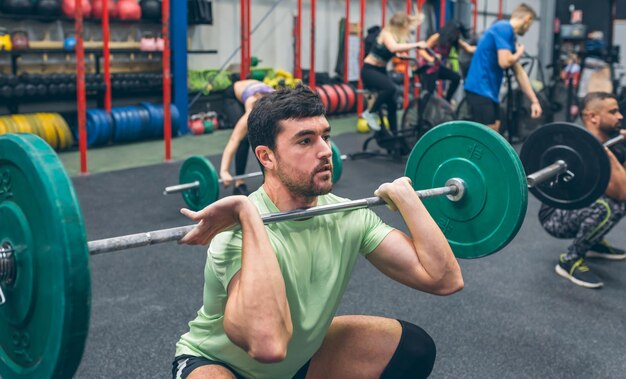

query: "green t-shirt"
(175, 186), (394, 378)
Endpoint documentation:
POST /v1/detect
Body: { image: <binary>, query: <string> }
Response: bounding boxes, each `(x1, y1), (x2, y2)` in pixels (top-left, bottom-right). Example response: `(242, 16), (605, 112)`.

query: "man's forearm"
(224, 204), (292, 362)
(515, 64), (539, 104)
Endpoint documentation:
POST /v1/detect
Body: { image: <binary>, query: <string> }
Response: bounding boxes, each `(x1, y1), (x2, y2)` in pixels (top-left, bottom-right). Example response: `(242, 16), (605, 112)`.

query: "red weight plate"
(333, 84), (348, 113)
(315, 87), (330, 114)
(322, 84), (339, 114)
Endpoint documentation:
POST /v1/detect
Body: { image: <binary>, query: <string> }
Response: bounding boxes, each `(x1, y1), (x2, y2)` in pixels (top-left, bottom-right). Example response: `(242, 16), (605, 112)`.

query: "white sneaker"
(361, 110), (381, 131)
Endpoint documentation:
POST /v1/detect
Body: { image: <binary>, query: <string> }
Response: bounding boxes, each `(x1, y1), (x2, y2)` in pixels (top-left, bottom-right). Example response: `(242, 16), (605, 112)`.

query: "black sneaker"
(587, 240), (626, 260)
(233, 183), (249, 196)
(555, 254), (603, 289)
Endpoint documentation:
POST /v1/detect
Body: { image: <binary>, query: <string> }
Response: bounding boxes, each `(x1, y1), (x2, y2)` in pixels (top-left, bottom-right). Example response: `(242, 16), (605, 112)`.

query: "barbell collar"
(163, 180), (201, 195)
(526, 160), (568, 188)
(0, 242), (15, 289)
(89, 181), (463, 255)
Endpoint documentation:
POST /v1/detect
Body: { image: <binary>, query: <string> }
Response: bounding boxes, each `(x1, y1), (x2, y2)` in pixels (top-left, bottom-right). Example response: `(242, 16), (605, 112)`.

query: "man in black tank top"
(539, 92), (626, 289)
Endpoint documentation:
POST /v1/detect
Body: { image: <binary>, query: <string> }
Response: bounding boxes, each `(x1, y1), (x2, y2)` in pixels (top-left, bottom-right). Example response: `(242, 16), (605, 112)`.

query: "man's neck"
(262, 179), (318, 212)
(587, 124), (609, 143)
(509, 18), (522, 34)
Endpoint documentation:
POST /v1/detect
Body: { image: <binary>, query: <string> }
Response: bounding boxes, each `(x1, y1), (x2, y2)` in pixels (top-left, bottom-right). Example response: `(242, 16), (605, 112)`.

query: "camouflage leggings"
(541, 195), (626, 259)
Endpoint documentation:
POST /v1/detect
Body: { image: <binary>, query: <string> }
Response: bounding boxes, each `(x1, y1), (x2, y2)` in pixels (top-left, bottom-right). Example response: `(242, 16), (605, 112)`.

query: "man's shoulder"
(491, 20), (513, 35)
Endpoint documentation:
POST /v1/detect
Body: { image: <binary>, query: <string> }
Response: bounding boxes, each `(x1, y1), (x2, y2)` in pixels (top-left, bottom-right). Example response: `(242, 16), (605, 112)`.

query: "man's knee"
(380, 320), (436, 379)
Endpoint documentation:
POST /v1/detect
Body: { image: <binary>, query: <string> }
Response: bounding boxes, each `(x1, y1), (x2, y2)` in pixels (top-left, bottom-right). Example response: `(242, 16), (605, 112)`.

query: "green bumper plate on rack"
(0, 134), (90, 379)
(180, 156), (219, 211)
(331, 141), (343, 184)
(405, 121), (528, 259)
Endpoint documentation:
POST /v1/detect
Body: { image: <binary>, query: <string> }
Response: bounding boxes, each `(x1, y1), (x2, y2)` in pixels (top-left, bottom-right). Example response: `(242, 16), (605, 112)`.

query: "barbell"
(163, 141), (347, 211)
(0, 120), (618, 378)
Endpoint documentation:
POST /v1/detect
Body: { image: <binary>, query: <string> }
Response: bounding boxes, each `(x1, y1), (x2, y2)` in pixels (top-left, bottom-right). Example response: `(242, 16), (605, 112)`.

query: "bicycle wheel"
(399, 97), (423, 149)
(423, 95), (456, 127)
(455, 96), (472, 120)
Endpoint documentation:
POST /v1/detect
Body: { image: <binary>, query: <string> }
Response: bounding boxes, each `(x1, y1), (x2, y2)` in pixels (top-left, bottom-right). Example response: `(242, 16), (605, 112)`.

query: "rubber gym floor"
(66, 115), (626, 379)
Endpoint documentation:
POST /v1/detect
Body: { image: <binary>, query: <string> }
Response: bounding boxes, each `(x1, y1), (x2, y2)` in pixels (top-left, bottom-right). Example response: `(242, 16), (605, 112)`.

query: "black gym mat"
(72, 132), (626, 378)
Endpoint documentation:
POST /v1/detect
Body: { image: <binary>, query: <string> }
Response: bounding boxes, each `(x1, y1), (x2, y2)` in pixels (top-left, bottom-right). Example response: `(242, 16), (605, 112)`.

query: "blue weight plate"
(170, 104), (180, 136)
(136, 107), (152, 139)
(111, 109), (126, 143)
(128, 108), (141, 141)
(85, 110), (100, 147)
(139, 102), (159, 138)
(95, 110), (112, 146)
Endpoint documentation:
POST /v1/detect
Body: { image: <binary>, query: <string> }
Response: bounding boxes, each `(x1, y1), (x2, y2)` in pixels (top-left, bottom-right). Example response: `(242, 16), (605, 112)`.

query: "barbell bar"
(0, 121), (618, 379)
(164, 141), (348, 210)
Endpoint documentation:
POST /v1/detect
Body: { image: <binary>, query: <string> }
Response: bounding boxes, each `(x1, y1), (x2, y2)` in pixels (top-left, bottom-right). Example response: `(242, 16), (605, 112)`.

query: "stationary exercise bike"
(352, 52), (454, 160)
(398, 56), (456, 149)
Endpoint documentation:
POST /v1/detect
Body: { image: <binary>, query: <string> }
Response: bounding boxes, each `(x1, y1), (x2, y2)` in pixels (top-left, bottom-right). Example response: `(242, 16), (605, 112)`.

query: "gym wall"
(187, 0), (544, 79)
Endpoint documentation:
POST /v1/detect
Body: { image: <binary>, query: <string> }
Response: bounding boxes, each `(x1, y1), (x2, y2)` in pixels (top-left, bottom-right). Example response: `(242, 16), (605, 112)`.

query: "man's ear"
(255, 145), (275, 170)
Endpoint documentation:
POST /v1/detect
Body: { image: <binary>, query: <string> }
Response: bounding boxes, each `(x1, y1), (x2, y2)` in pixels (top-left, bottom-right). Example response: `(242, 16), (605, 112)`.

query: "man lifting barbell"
(537, 92), (626, 289)
(172, 85), (464, 379)
(1, 89), (614, 377)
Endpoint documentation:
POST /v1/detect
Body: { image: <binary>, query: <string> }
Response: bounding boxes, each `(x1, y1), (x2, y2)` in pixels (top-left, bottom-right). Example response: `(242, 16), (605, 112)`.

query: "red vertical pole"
(343, 0), (350, 83)
(498, 0), (503, 19)
(309, 0), (316, 88)
(415, 0), (425, 100)
(246, 0), (251, 74)
(472, 0), (478, 34)
(75, 0), (87, 173)
(403, 0), (411, 110)
(357, 0), (365, 115)
(438, 0), (445, 97)
(102, 0), (111, 112)
(295, 0), (302, 79)
(162, 0), (172, 161)
(439, 0), (446, 27)
(240, 0), (248, 80)
(382, 0), (386, 27)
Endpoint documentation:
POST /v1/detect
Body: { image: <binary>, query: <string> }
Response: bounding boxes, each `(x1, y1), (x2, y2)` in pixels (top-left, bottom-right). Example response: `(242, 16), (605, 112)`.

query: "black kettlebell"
(57, 82), (67, 95)
(48, 82), (59, 95)
(140, 0), (161, 20)
(36, 0), (61, 15)
(36, 83), (47, 96)
(0, 84), (13, 98)
(25, 83), (36, 97)
(2, 0), (33, 14)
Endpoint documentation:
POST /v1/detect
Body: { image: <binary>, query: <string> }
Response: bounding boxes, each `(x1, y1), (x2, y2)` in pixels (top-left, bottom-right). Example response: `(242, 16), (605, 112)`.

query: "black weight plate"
(520, 122), (610, 210)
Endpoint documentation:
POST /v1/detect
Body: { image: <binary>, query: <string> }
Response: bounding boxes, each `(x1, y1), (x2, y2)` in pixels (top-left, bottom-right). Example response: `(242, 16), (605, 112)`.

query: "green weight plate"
(405, 121), (528, 258)
(0, 134), (90, 379)
(331, 141), (343, 184)
(180, 156), (220, 211)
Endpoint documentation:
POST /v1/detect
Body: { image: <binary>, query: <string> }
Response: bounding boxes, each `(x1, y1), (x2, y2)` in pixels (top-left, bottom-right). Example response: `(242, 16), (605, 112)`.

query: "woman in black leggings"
(361, 12), (427, 133)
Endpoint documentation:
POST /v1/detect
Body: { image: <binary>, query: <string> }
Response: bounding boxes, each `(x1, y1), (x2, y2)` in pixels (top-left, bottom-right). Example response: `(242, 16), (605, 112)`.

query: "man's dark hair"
(247, 84), (326, 154)
(582, 92), (617, 113)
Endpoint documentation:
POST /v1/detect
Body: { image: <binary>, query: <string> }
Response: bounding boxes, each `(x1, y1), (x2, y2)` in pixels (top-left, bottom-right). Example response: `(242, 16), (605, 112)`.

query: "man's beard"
(276, 161), (334, 197)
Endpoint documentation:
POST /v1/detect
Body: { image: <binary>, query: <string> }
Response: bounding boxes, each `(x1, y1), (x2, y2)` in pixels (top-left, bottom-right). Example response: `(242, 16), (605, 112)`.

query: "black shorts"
(172, 354), (311, 379)
(465, 91), (500, 125)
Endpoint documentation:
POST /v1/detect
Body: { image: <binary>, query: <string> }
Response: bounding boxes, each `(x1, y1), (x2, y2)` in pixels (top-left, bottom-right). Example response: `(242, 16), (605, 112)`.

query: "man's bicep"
(497, 49), (513, 68)
(366, 230), (423, 288)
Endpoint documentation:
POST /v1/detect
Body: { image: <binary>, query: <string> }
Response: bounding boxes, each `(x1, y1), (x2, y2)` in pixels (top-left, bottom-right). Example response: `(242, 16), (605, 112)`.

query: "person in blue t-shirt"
(463, 3), (542, 132)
